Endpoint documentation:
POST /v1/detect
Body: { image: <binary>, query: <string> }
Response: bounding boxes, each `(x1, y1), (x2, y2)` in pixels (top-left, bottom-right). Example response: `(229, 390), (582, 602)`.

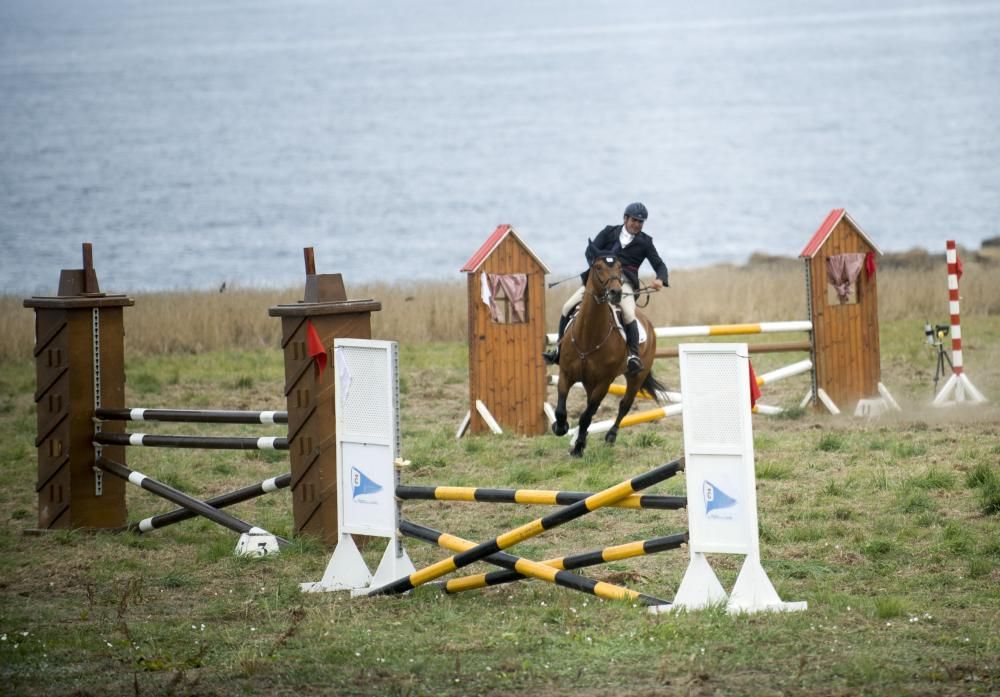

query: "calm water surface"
(1, 0), (998, 293)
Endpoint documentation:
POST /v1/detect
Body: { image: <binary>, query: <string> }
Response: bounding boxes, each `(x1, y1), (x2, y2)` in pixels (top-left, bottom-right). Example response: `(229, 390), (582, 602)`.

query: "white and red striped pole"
(947, 240), (964, 375)
(933, 241), (986, 405)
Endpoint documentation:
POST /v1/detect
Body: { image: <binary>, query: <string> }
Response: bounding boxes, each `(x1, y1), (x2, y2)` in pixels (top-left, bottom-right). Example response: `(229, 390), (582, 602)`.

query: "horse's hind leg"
(570, 396), (602, 458)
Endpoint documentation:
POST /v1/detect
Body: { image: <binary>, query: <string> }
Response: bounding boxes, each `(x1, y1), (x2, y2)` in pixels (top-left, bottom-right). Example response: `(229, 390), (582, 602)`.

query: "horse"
(551, 249), (666, 457)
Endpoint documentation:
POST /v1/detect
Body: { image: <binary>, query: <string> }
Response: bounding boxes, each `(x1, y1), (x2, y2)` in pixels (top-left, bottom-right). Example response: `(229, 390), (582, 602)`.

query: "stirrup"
(626, 354), (643, 375)
(543, 349), (560, 365)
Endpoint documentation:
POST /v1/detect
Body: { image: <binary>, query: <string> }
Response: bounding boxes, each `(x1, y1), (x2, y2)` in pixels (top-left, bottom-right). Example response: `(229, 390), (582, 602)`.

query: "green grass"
(1, 318), (999, 696)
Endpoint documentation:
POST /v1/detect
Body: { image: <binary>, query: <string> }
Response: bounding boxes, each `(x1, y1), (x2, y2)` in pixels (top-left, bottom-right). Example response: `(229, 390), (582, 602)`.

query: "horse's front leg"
(605, 374), (643, 444)
(552, 372), (571, 437)
(571, 381), (612, 457)
(570, 396), (602, 457)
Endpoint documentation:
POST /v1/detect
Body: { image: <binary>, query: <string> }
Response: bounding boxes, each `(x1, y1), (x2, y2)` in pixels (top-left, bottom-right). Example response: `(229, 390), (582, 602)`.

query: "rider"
(543, 202), (669, 374)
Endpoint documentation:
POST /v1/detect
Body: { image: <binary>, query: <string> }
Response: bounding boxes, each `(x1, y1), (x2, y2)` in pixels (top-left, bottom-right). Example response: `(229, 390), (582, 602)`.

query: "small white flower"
(355, 652), (361, 657)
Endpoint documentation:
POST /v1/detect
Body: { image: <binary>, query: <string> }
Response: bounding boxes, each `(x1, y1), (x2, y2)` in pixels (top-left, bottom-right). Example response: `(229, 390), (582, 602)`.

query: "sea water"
(2, 0), (998, 293)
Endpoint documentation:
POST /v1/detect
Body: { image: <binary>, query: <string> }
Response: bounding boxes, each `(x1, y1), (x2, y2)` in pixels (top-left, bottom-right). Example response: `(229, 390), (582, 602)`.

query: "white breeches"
(561, 282), (636, 324)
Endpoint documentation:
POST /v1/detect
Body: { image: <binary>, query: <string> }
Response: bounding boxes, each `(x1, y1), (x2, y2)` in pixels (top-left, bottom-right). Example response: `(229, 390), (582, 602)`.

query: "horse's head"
(587, 252), (624, 306)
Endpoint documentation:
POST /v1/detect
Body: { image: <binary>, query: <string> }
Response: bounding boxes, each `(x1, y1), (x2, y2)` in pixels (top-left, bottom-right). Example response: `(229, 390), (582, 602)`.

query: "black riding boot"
(625, 320), (643, 375)
(543, 315), (569, 365)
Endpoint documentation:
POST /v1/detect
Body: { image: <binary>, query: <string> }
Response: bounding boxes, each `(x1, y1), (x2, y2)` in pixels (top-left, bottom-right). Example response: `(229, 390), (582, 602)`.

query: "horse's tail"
(642, 369), (669, 405)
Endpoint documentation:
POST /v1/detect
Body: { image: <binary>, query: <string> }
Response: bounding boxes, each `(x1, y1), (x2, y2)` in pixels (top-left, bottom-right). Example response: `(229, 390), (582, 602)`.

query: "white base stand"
(543, 402), (556, 426)
(933, 373), (987, 406)
(800, 388), (841, 415)
(455, 410), (471, 439)
(301, 534), (372, 593)
(727, 555), (807, 614)
(663, 552), (806, 615)
(353, 541), (415, 598)
(669, 552), (727, 611)
(234, 531), (280, 557)
(475, 400), (503, 434)
(878, 382), (902, 411)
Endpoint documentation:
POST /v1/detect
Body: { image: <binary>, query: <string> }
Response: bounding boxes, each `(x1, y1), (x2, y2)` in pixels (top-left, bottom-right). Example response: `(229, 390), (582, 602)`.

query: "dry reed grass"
(2, 260), (996, 362)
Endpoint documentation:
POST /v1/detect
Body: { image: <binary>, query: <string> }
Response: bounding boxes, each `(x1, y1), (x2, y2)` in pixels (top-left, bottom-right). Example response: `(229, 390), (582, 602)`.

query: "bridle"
(569, 256), (623, 360)
(588, 257), (624, 305)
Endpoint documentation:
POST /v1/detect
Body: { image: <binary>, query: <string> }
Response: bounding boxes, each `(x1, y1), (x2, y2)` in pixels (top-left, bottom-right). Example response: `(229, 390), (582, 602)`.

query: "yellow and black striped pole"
(396, 485), (686, 510)
(366, 457), (683, 597)
(401, 520), (672, 606)
(435, 530), (688, 594)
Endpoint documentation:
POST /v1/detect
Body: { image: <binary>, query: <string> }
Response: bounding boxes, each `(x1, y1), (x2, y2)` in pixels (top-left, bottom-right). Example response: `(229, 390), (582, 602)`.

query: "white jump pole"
(545, 320), (812, 345)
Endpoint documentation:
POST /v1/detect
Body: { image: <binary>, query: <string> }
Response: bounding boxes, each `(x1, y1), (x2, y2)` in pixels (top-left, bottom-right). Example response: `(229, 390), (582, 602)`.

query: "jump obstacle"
(460, 211), (900, 438)
(932, 240), (987, 406)
(303, 337), (805, 614)
(24, 244), (382, 553)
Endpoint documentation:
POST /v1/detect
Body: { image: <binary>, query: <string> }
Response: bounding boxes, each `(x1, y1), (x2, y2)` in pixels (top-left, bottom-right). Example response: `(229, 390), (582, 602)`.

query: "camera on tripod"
(923, 322), (950, 346)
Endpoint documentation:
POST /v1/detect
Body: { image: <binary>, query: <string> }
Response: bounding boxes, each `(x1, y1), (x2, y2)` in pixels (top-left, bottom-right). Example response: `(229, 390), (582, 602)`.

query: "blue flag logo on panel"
(703, 480), (737, 517)
(352, 466), (383, 503)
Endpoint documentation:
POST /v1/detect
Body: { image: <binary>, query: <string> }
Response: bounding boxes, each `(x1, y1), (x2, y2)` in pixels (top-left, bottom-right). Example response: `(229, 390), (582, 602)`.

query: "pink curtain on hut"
(826, 253), (866, 304)
(486, 273), (528, 323)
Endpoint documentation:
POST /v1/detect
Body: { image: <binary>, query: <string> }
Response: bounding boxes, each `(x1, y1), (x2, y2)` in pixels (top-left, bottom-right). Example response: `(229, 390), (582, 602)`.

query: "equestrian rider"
(543, 202), (669, 374)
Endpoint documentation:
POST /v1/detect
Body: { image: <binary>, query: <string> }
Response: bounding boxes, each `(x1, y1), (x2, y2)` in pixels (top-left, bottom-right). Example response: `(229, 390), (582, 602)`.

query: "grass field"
(1, 276), (998, 695)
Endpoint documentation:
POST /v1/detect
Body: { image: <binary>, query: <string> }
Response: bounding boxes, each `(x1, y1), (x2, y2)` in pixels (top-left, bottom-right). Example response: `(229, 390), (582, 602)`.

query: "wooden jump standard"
(24, 243), (381, 550)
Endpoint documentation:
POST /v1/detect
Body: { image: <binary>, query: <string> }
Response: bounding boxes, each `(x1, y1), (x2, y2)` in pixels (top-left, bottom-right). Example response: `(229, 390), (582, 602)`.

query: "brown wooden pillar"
(23, 244), (133, 530)
(268, 248), (381, 547)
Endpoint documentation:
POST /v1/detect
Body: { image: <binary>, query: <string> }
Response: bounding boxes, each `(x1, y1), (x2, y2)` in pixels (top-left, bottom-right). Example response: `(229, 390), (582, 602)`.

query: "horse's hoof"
(552, 421), (568, 437)
(605, 429), (617, 444)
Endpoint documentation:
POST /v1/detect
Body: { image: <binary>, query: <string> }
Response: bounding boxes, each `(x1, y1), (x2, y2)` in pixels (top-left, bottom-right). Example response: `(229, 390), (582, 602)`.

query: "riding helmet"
(623, 202), (648, 221)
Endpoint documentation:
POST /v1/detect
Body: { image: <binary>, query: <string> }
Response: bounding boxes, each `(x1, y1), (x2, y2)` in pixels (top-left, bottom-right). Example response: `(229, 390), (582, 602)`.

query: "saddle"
(565, 305), (647, 344)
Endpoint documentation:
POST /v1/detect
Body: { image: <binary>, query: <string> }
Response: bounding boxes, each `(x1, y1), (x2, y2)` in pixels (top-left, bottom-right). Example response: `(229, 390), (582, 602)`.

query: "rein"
(633, 285), (661, 308)
(569, 308), (617, 360)
(570, 261), (623, 360)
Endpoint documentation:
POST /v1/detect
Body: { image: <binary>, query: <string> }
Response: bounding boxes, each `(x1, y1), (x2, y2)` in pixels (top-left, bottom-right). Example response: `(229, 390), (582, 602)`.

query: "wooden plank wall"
(467, 236), (547, 435)
(808, 220), (881, 411)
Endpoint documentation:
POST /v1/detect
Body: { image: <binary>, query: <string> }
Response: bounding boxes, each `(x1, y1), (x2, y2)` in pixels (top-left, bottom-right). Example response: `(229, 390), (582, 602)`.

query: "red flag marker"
(865, 251), (877, 279)
(306, 320), (327, 379)
(748, 361), (762, 408)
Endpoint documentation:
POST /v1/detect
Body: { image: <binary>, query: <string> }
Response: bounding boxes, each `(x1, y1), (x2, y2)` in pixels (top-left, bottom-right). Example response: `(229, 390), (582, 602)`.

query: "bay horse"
(551, 249), (666, 457)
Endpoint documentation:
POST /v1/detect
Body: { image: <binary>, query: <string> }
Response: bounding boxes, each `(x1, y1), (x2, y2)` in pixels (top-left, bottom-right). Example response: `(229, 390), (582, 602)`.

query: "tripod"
(932, 337), (953, 395)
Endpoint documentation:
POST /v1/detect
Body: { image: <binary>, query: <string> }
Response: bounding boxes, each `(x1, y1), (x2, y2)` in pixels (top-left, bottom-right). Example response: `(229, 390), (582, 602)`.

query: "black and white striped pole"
(129, 473), (291, 534)
(94, 432), (288, 451)
(96, 457), (287, 555)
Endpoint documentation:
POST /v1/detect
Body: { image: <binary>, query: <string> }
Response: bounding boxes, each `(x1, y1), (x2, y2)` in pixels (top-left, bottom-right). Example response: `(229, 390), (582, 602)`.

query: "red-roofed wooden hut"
(461, 225), (550, 435)
(800, 209), (883, 412)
